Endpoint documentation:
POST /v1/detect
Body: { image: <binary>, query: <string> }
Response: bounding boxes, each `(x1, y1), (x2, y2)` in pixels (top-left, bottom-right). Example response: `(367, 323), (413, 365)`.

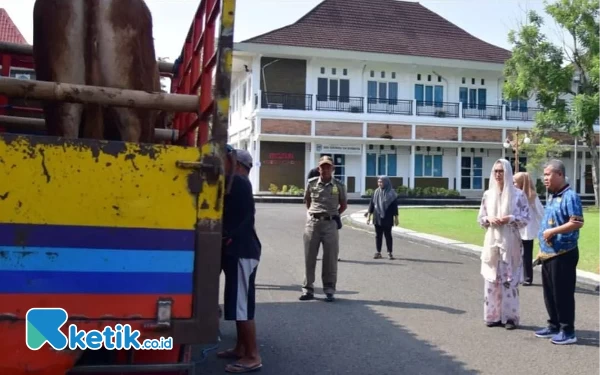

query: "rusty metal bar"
(0, 41), (175, 73)
(0, 77), (198, 112)
(0, 114), (44, 131)
(0, 115), (179, 141)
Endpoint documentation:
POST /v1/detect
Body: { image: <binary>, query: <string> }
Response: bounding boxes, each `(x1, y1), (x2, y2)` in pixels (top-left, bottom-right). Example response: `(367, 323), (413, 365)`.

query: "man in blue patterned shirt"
(534, 159), (584, 345)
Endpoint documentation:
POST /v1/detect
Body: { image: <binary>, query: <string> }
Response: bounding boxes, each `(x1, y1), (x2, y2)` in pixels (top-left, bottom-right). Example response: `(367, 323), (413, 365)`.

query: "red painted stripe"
(2, 294), (192, 319)
(0, 321), (185, 375)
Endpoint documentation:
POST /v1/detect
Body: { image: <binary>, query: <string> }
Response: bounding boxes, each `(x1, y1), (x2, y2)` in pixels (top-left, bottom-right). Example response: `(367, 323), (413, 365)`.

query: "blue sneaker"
(551, 331), (577, 345)
(535, 327), (559, 338)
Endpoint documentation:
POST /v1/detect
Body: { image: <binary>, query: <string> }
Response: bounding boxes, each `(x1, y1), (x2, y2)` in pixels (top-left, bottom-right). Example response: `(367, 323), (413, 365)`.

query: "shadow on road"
(194, 300), (477, 375)
(255, 283), (360, 296)
(398, 257), (463, 265)
(575, 286), (600, 296)
(334, 258), (406, 266)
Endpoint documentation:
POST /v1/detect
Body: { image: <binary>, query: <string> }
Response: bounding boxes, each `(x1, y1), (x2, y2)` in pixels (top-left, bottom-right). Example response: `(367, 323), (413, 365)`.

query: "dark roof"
(0, 9), (27, 44)
(243, 0), (511, 64)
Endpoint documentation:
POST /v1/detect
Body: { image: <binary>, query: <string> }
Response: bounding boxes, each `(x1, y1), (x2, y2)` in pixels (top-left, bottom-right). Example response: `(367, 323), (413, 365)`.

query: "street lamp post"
(503, 126), (531, 172)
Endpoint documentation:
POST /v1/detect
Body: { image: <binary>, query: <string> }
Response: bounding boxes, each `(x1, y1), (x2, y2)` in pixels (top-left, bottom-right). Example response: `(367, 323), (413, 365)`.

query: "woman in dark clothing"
(307, 167), (320, 180)
(366, 176), (399, 259)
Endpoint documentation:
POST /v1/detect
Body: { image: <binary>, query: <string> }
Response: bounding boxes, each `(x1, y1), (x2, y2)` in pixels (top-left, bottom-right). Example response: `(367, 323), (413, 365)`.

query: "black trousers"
(375, 224), (393, 253)
(522, 239), (534, 283)
(541, 248), (579, 333)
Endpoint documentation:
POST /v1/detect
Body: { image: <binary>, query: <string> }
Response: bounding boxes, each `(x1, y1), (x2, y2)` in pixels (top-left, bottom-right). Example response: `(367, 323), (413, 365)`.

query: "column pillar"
(361, 144), (367, 195)
(456, 147), (462, 193)
(580, 149), (586, 193)
(409, 145), (416, 189)
(252, 139), (261, 193)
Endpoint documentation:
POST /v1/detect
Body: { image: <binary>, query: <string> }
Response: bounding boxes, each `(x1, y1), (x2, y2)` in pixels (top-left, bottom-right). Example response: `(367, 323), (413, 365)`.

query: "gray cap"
(235, 149), (253, 170)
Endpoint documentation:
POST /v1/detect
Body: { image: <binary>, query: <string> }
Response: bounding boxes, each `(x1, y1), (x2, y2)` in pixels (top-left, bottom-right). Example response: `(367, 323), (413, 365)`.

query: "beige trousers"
(302, 218), (339, 295)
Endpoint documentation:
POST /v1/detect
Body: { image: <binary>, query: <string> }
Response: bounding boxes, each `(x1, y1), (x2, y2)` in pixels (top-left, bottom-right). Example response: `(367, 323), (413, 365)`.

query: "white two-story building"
(228, 0), (599, 198)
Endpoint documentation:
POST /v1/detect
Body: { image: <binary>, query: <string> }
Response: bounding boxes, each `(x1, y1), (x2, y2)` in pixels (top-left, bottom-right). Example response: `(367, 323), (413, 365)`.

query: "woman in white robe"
(477, 159), (530, 330)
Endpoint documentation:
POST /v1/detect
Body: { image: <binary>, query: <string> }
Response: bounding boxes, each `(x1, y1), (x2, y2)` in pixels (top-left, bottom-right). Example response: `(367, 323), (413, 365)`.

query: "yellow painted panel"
(0, 134), (223, 229)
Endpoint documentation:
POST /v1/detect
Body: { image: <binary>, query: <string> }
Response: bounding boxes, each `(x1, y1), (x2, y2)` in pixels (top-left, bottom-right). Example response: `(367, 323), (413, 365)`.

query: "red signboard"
(268, 152), (295, 160)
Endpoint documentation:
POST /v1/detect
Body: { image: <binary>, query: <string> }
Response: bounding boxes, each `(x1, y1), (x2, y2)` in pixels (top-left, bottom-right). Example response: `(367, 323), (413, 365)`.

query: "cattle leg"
(95, 0), (159, 143)
(33, 0), (86, 138)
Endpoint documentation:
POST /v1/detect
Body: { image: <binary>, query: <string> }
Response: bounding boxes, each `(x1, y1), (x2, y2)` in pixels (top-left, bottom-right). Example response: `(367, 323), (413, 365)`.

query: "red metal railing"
(0, 0), (234, 149)
(171, 0), (221, 147)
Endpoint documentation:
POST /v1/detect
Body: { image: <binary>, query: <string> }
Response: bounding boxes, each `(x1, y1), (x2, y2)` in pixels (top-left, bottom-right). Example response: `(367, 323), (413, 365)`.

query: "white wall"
(396, 146), (411, 186)
(442, 148), (457, 190)
(307, 58), (505, 105)
(345, 155), (362, 193)
(229, 71), (254, 135)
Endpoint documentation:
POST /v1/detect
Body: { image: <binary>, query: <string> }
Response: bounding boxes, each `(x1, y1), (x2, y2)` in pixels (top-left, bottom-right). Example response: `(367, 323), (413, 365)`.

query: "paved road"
(195, 203), (599, 375)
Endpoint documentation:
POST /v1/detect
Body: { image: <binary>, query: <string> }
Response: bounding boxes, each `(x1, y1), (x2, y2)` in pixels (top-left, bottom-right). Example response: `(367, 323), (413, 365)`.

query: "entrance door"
(320, 153), (346, 184)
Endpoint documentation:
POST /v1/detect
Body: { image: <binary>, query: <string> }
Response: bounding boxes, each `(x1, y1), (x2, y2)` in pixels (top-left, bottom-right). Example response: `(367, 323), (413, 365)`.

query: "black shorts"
(223, 255), (259, 321)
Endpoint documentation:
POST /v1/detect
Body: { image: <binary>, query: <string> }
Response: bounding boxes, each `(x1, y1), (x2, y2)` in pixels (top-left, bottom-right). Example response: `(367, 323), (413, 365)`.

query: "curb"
(343, 210), (600, 290)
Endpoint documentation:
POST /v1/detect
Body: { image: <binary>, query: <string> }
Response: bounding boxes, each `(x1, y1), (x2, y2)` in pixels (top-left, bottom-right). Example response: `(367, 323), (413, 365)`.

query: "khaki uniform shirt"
(304, 176), (347, 216)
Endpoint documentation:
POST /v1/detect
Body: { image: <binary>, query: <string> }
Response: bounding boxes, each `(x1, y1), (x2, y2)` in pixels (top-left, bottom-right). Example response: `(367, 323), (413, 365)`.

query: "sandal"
(217, 349), (242, 359)
(225, 362), (263, 373)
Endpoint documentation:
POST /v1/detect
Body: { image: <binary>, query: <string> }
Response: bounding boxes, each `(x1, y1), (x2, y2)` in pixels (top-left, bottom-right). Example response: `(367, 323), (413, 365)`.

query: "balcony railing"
(367, 98), (412, 115)
(316, 95), (364, 113)
(261, 92), (312, 110)
(415, 101), (459, 118)
(251, 91), (564, 124)
(462, 104), (503, 120)
(506, 107), (540, 122)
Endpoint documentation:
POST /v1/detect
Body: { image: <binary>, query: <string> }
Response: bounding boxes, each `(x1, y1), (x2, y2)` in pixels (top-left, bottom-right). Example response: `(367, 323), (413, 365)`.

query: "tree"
(503, 0), (599, 206)
(522, 131), (569, 176)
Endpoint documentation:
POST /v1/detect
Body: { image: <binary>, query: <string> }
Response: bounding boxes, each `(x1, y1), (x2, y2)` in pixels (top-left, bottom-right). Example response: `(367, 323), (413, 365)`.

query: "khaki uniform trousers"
(302, 216), (339, 295)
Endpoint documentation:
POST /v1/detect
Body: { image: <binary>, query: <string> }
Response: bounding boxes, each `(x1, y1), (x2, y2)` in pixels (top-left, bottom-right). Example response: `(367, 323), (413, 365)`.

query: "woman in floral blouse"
(477, 159), (530, 330)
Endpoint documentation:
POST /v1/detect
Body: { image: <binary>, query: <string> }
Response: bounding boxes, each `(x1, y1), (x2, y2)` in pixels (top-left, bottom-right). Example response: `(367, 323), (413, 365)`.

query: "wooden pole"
(0, 41), (175, 74)
(0, 115), (179, 142)
(0, 77), (198, 112)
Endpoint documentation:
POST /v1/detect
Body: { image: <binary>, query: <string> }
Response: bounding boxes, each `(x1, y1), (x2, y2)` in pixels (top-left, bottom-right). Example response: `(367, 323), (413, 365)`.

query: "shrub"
(288, 185), (304, 196)
(268, 183), (279, 194)
(281, 185), (289, 194)
(366, 186), (462, 198)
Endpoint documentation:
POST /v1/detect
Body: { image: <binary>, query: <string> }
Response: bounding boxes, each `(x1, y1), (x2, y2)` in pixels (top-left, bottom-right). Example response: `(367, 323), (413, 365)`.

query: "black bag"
(334, 215), (342, 230)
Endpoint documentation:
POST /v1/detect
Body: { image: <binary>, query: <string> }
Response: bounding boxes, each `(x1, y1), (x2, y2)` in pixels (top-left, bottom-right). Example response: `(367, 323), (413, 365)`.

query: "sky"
(0, 0), (566, 62)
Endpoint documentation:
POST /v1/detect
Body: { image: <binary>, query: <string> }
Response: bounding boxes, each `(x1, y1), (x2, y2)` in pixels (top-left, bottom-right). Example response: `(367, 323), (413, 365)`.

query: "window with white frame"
(317, 66), (350, 102)
(459, 87), (487, 109)
(366, 151), (397, 177)
(414, 154), (443, 177)
(460, 156), (483, 189)
(414, 84), (444, 107)
(367, 80), (398, 104)
(317, 77), (350, 102)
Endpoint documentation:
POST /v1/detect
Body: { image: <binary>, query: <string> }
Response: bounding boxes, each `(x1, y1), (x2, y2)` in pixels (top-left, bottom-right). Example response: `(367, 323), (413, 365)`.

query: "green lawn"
(398, 208), (599, 274)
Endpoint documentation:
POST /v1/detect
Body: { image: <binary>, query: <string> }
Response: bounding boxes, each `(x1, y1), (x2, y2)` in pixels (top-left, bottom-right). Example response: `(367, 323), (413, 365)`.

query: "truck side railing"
(0, 0), (237, 350)
(0, 0), (234, 152)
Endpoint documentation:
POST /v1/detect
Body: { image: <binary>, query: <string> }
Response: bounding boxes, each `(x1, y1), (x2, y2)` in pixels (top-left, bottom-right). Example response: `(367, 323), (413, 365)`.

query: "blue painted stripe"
(0, 270), (192, 294)
(0, 223), (195, 250)
(0, 247), (194, 273)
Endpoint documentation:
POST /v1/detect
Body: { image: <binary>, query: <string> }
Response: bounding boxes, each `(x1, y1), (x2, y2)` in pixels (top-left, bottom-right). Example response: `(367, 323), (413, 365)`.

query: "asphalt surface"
(194, 203), (599, 375)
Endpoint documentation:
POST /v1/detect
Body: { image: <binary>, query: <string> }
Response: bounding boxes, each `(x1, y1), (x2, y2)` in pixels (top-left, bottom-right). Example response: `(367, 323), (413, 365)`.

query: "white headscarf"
(480, 158), (520, 282)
